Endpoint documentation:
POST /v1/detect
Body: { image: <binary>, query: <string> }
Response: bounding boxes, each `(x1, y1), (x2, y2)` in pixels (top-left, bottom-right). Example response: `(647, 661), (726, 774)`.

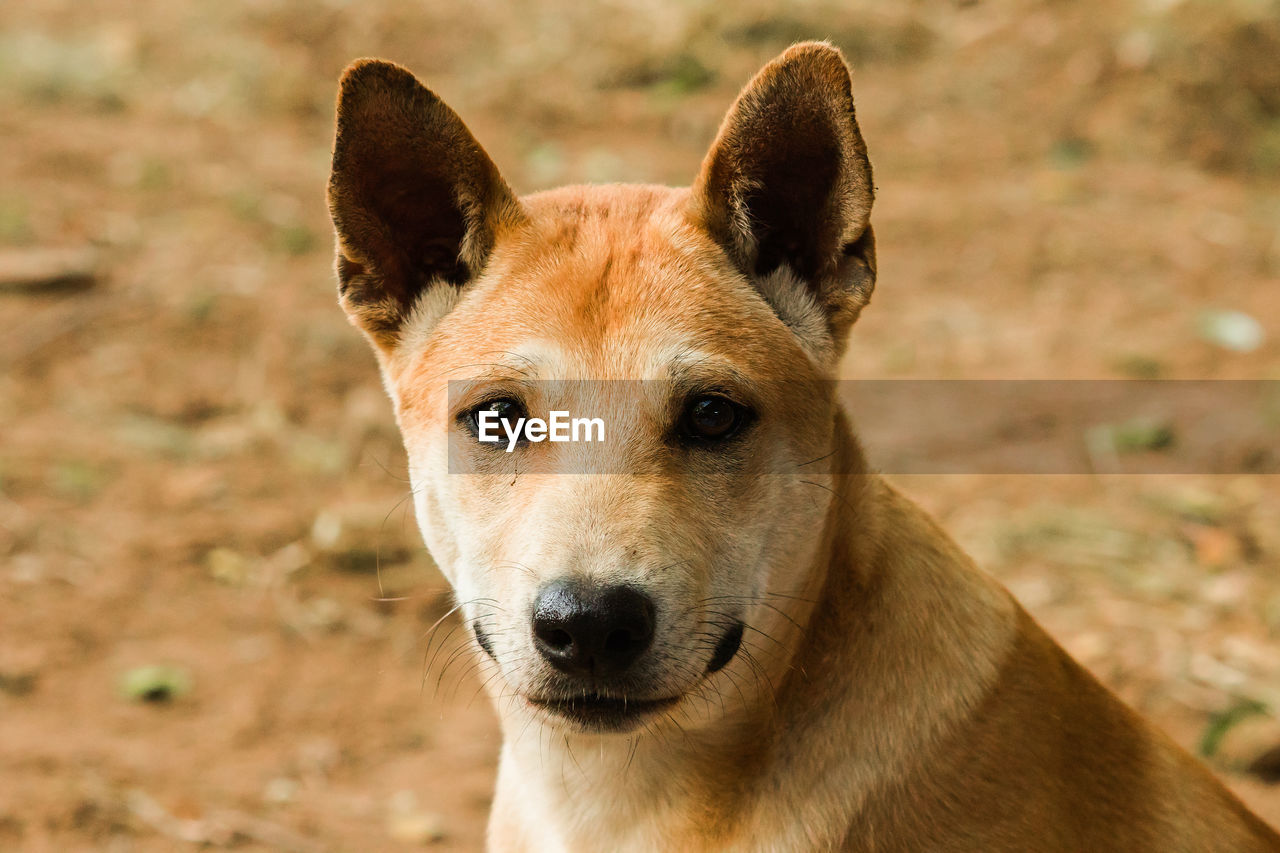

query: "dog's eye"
(680, 394), (750, 443)
(467, 397), (528, 439)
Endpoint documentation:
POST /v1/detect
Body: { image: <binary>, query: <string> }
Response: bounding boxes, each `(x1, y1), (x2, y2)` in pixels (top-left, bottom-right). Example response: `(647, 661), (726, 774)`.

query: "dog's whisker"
(417, 598), (495, 688)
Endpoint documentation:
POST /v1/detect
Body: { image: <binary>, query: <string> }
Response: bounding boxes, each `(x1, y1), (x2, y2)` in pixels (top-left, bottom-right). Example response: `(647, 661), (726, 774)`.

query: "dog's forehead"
(409, 184), (815, 385)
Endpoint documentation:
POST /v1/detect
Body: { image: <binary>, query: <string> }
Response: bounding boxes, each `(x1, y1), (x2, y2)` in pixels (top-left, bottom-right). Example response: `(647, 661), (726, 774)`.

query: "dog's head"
(328, 44), (875, 733)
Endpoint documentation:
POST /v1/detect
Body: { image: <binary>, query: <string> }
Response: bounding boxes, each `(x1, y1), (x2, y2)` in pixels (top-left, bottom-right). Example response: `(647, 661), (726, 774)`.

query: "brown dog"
(326, 42), (1280, 852)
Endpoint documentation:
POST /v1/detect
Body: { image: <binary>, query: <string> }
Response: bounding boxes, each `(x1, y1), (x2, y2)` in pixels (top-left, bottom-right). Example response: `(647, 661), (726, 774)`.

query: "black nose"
(532, 580), (656, 677)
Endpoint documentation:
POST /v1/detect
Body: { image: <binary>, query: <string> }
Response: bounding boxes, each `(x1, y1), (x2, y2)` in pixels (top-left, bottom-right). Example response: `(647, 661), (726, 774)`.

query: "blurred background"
(2, 0), (1279, 849)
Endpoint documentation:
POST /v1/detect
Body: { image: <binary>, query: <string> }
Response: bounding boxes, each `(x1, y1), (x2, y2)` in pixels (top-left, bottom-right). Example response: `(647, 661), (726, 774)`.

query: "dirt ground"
(2, 1), (1279, 850)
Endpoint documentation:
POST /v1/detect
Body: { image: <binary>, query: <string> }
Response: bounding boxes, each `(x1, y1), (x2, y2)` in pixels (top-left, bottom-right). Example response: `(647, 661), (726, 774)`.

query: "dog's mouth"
(707, 620), (744, 673)
(525, 692), (681, 732)
(516, 620), (745, 732)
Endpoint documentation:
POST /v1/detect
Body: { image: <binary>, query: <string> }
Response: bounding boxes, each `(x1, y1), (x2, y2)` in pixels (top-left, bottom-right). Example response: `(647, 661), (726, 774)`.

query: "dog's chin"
(525, 692), (681, 733)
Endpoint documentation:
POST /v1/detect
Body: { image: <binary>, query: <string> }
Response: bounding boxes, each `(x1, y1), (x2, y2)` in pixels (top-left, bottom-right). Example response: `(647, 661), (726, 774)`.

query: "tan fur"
(327, 43), (1280, 852)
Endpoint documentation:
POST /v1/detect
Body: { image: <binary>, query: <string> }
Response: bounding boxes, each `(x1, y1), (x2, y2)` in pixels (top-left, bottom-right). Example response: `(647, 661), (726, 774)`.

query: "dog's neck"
(489, 411), (1012, 849)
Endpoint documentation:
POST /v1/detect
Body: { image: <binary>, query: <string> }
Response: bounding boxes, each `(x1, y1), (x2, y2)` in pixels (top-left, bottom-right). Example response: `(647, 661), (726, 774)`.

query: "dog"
(326, 42), (1280, 852)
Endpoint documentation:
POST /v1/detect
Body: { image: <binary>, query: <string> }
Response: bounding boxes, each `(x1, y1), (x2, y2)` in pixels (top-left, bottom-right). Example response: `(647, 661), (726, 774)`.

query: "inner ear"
(370, 172), (470, 287)
(743, 122), (843, 281)
(327, 59), (522, 351)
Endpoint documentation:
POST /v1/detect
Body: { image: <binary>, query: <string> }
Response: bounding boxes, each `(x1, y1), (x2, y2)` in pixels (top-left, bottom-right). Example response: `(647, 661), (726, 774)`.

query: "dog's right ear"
(327, 60), (522, 352)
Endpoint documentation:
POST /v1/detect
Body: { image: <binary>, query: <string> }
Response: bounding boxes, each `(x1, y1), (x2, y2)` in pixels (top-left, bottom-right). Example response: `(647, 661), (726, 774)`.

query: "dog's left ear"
(691, 42), (876, 348)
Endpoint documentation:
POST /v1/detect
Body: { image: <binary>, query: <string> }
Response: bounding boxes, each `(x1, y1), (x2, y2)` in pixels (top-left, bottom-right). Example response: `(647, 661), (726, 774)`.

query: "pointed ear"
(691, 42), (876, 349)
(327, 59), (523, 351)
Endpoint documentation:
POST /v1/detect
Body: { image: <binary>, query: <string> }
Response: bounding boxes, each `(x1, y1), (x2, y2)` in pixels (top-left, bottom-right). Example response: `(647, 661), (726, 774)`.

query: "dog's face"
(328, 44), (876, 733)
